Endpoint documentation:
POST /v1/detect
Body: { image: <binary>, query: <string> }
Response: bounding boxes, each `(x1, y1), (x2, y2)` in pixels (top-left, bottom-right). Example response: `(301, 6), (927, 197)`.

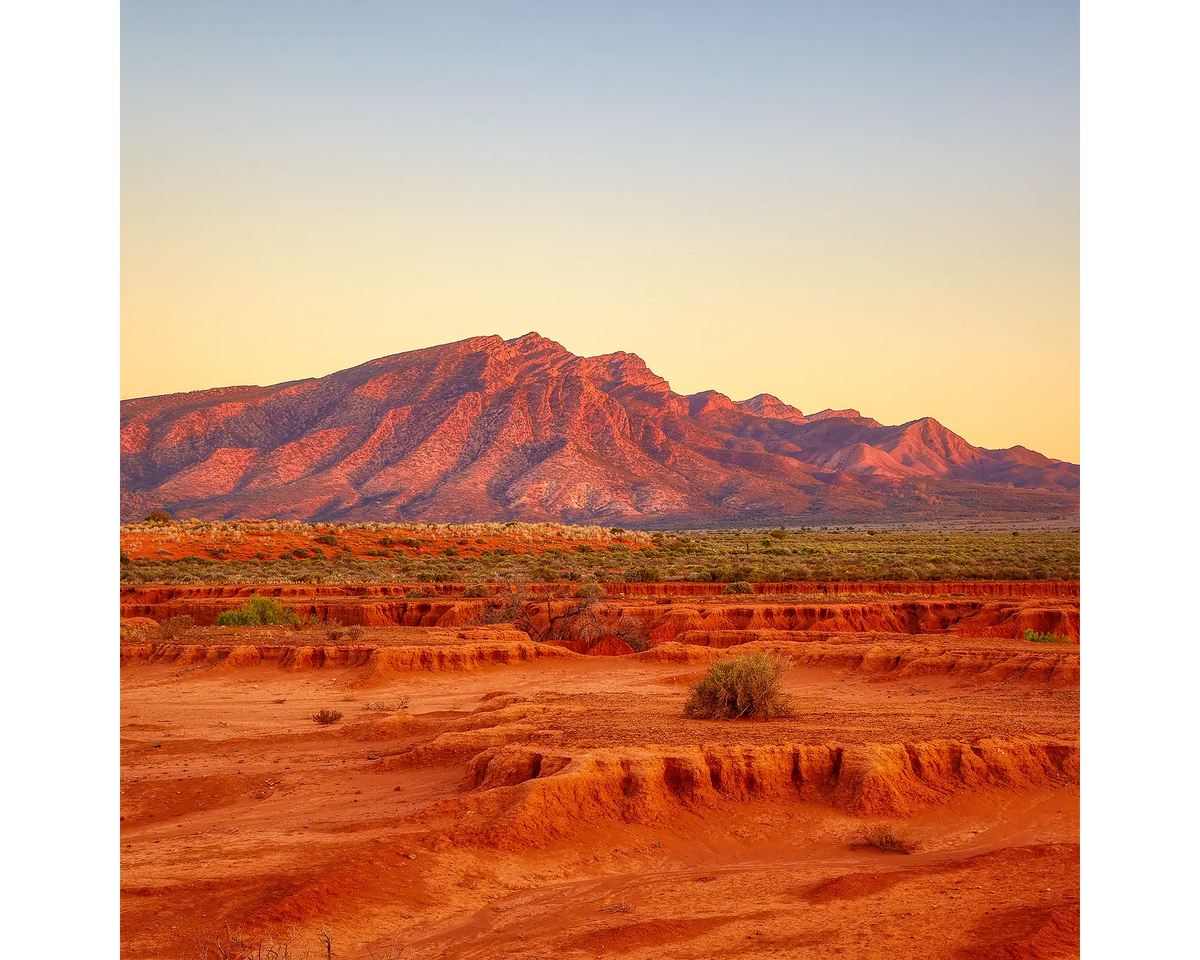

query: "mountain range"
(120, 333), (1079, 526)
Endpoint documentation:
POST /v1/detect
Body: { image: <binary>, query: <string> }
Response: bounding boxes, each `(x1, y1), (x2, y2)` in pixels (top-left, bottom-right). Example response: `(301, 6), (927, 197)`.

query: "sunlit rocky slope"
(120, 333), (1079, 524)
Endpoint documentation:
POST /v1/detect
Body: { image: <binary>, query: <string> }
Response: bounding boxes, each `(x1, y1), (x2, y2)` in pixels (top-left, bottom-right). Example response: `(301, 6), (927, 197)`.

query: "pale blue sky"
(122, 1), (1079, 460)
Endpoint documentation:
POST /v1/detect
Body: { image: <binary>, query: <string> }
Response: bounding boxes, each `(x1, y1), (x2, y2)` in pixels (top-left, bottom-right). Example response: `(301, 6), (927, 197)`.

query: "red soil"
(120, 584), (1080, 644)
(120, 521), (650, 563)
(122, 583), (1079, 959)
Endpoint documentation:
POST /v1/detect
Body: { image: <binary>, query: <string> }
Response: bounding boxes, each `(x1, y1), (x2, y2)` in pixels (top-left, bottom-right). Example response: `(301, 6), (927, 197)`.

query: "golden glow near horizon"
(122, 2), (1079, 462)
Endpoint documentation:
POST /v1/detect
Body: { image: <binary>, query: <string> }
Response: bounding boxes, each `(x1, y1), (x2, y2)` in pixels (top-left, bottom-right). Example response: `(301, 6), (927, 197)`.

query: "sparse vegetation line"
(120, 521), (1080, 586)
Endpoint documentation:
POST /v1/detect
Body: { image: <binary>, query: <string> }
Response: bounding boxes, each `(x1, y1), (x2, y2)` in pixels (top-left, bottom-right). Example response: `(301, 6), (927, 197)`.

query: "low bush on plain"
(857, 824), (915, 854)
(215, 594), (303, 627)
(684, 652), (793, 719)
(157, 615), (194, 640)
(363, 696), (410, 711)
(463, 584), (493, 598)
(723, 580), (754, 594)
(624, 565), (662, 583)
(1024, 629), (1071, 643)
(312, 709), (343, 725)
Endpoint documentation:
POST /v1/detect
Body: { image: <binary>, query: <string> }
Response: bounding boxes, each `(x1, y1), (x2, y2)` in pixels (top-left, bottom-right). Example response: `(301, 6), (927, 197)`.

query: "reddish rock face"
(120, 333), (1079, 523)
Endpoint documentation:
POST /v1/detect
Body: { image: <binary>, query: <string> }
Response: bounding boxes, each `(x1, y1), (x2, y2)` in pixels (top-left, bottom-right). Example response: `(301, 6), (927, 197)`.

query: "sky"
(121, 0), (1079, 462)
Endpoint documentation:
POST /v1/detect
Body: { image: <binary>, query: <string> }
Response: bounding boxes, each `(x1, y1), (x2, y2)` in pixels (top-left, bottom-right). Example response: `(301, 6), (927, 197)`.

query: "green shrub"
(683, 652), (792, 719)
(1024, 629), (1071, 643)
(463, 584), (493, 598)
(314, 533), (338, 546)
(624, 566), (662, 583)
(723, 581), (754, 594)
(574, 583), (606, 600)
(143, 510), (171, 524)
(215, 594), (303, 627)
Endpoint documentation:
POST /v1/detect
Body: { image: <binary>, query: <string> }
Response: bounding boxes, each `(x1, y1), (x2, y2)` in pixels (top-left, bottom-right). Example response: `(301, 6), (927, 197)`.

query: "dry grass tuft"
(684, 652), (793, 719)
(857, 824), (916, 854)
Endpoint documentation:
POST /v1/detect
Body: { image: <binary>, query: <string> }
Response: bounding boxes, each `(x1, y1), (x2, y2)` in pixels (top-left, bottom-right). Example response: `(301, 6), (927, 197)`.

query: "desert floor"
(121, 583), (1079, 959)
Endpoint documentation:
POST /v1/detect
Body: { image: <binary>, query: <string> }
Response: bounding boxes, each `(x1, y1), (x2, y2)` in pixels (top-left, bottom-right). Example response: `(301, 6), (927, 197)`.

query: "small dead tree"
(192, 928), (311, 960)
(615, 614), (652, 652)
(470, 581), (603, 644)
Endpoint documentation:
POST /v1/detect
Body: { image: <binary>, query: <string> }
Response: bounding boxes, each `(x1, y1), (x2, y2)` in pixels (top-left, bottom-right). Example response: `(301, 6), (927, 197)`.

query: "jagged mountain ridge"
(120, 333), (1079, 524)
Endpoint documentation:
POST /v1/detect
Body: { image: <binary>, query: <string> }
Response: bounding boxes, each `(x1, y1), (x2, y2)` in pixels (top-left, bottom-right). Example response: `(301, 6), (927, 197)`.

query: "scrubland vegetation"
(120, 519), (1079, 585)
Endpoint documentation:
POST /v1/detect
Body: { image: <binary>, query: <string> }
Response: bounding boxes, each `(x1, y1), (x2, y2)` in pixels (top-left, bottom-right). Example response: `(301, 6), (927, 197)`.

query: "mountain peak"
(739, 393), (807, 422)
(120, 334), (1079, 523)
(497, 332), (571, 359)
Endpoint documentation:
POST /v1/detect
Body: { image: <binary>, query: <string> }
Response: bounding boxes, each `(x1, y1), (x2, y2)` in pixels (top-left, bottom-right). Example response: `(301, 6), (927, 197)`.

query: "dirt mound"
(435, 738), (1078, 848)
(803, 870), (910, 903)
(640, 600), (1079, 643)
(119, 637), (580, 675)
(958, 904), (1080, 960)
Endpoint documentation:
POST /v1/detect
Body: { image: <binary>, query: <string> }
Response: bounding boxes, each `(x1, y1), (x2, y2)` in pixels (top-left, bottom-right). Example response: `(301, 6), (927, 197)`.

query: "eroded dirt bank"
(121, 582), (1080, 646)
(122, 618), (1079, 959)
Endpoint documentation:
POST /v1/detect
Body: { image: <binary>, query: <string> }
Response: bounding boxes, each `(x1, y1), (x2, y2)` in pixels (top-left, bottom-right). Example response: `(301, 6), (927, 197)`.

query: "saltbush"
(1024, 629), (1071, 643)
(215, 594), (303, 627)
(858, 824), (915, 854)
(158, 615), (194, 640)
(683, 652), (792, 719)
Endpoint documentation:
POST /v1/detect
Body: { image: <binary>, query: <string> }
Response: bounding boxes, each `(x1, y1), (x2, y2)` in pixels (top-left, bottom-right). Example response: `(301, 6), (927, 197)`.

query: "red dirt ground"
(121, 585), (1079, 959)
(120, 521), (651, 563)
